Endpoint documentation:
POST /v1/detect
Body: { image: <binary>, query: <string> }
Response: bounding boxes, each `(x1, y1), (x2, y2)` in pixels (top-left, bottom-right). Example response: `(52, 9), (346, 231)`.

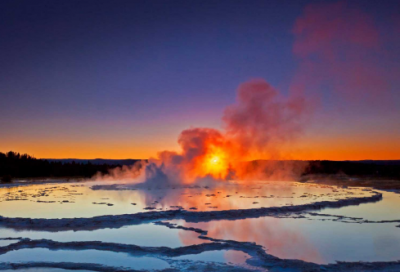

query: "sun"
(202, 151), (229, 179)
(210, 156), (220, 165)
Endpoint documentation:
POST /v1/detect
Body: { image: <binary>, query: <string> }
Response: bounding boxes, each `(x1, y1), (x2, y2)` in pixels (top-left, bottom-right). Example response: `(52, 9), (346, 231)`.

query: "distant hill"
(46, 159), (400, 166)
(303, 160), (400, 179)
(45, 159), (142, 166)
(1, 150), (399, 182)
(0, 151), (145, 182)
(349, 160), (400, 166)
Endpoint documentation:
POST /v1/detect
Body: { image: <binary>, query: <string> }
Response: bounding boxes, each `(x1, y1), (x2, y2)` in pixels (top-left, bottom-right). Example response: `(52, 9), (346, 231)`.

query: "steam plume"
(98, 79), (310, 184)
(292, 1), (389, 101)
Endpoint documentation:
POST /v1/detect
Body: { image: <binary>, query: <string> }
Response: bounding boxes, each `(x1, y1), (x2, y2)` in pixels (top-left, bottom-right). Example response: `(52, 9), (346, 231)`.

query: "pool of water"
(0, 223), (207, 247)
(1, 270), (94, 272)
(172, 250), (253, 267)
(0, 180), (398, 269)
(176, 215), (400, 264)
(0, 181), (372, 218)
(0, 249), (170, 270)
(0, 239), (20, 247)
(322, 190), (400, 221)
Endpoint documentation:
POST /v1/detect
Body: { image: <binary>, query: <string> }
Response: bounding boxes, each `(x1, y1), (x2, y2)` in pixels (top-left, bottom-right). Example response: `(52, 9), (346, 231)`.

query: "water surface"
(0, 249), (170, 270)
(0, 181), (372, 218)
(0, 180), (398, 268)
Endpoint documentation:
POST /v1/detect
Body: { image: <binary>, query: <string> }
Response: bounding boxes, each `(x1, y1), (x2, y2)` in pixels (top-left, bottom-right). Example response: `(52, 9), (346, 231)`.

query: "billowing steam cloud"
(223, 80), (309, 159)
(97, 79), (310, 184)
(291, 1), (390, 101)
(155, 79), (309, 183)
(97, 0), (397, 185)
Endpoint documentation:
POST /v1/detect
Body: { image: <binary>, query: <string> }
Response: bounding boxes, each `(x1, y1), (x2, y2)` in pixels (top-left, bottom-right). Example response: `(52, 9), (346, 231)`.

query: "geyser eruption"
(100, 79), (310, 185)
(223, 79), (308, 160)
(97, 0), (397, 185)
(156, 127), (230, 183)
(147, 79), (310, 184)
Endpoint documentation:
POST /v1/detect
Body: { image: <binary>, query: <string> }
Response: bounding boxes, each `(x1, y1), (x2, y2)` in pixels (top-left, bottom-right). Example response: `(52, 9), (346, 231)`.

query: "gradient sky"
(0, 0), (399, 160)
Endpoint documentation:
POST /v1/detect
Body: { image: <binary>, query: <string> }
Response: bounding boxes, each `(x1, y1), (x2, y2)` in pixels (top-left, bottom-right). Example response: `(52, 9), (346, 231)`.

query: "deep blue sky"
(0, 0), (399, 159)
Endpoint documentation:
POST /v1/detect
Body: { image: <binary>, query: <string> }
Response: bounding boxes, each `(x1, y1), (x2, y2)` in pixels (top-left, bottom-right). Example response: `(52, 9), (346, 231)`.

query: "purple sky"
(0, 0), (399, 159)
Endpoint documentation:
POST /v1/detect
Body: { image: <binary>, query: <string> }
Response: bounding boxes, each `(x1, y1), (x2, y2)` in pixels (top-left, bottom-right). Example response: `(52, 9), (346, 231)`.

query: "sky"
(0, 0), (399, 160)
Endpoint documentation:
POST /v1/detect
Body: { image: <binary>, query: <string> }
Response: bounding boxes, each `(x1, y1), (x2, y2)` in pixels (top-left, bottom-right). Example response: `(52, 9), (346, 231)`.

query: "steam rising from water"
(96, 79), (311, 184)
(96, 1), (397, 185)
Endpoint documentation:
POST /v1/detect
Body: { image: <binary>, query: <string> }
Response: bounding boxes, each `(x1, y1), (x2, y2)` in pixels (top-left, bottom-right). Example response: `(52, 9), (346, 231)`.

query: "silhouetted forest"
(0, 151), (140, 182)
(1, 151), (399, 183)
(303, 160), (400, 179)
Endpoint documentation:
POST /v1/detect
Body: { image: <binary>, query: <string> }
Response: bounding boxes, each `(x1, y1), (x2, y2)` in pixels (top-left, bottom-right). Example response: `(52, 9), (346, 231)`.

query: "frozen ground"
(0, 179), (399, 271)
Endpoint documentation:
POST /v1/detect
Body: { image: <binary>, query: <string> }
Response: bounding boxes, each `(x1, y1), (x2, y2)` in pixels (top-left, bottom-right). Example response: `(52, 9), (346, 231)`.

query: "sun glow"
(202, 149), (229, 179)
(210, 155), (220, 165)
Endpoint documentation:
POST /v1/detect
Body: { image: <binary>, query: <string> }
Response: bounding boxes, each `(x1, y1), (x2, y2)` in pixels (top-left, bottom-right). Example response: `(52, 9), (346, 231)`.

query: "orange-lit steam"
(141, 79), (310, 184)
(155, 128), (231, 182)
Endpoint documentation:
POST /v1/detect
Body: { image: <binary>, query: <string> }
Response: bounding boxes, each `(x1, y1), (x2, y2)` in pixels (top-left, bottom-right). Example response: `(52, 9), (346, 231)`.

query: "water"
(173, 250), (251, 266)
(0, 249), (170, 270)
(0, 223), (207, 248)
(0, 268), (92, 272)
(0, 239), (20, 247)
(176, 214), (400, 264)
(0, 181), (372, 218)
(0, 180), (399, 269)
(323, 190), (400, 221)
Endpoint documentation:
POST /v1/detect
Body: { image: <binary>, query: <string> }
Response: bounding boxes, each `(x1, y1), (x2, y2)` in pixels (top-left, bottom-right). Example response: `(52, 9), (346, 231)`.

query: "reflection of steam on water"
(178, 217), (323, 264)
(96, 79), (311, 185)
(91, 179), (351, 213)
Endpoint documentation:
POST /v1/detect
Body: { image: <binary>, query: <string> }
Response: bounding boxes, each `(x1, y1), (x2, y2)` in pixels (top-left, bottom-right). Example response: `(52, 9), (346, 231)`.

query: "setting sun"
(210, 156), (220, 164)
(201, 149), (229, 179)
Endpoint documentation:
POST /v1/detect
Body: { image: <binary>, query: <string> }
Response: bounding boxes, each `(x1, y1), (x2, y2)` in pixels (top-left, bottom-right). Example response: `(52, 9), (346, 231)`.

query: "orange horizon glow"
(1, 0), (399, 171)
(1, 136), (399, 161)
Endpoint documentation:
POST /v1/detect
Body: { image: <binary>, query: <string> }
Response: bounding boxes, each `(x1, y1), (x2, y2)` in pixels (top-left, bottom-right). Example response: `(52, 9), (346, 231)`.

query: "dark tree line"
(0, 151), (123, 182)
(1, 151), (399, 183)
(303, 160), (400, 179)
